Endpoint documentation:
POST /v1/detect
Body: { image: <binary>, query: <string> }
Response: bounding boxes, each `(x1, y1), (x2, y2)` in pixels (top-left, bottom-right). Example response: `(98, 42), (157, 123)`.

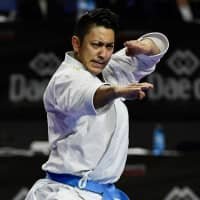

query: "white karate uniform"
(25, 32), (169, 200)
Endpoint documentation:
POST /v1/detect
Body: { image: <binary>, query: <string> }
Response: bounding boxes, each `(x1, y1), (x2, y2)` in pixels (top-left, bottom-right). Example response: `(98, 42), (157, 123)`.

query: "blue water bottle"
(152, 124), (165, 156)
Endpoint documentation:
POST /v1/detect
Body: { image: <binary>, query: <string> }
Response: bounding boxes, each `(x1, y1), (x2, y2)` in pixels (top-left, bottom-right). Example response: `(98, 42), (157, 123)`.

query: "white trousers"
(25, 178), (102, 200)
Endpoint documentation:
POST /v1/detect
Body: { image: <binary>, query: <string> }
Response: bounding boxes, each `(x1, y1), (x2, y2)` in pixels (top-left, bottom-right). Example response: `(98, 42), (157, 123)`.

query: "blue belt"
(46, 171), (129, 200)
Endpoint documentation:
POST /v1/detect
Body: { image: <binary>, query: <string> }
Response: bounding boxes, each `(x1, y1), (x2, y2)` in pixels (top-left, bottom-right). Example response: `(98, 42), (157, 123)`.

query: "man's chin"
(90, 67), (103, 75)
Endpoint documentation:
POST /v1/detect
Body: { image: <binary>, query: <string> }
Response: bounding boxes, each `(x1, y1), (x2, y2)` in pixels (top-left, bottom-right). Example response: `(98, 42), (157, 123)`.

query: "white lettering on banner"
(147, 73), (193, 100)
(149, 49), (200, 101)
(164, 186), (200, 200)
(9, 74), (49, 102)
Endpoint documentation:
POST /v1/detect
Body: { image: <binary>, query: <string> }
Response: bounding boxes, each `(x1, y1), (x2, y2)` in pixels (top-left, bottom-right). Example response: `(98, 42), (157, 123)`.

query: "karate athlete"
(25, 8), (169, 200)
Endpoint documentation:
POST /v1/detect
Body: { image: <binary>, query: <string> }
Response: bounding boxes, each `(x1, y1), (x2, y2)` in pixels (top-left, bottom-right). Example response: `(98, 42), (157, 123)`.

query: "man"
(25, 8), (169, 200)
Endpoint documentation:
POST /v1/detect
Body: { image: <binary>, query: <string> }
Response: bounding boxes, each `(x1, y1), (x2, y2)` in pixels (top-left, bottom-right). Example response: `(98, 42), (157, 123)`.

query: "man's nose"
(98, 47), (108, 58)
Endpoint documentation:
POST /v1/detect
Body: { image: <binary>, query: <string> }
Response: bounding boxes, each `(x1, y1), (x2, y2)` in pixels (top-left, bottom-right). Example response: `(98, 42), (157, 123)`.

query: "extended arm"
(94, 82), (153, 109)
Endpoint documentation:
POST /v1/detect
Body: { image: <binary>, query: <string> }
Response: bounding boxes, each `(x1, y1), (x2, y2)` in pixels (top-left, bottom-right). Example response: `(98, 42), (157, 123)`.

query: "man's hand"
(94, 82), (154, 109)
(124, 38), (160, 56)
(114, 82), (154, 100)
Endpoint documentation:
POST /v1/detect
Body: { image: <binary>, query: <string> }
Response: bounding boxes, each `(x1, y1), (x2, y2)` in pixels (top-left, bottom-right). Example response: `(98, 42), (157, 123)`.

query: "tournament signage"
(145, 47), (200, 120)
(1, 22), (200, 121)
(9, 52), (61, 103)
(148, 49), (200, 101)
(1, 51), (61, 120)
(0, 23), (66, 120)
(125, 27), (200, 121)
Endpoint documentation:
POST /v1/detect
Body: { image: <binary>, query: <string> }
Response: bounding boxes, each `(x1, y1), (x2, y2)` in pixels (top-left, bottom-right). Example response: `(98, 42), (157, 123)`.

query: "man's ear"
(72, 36), (80, 53)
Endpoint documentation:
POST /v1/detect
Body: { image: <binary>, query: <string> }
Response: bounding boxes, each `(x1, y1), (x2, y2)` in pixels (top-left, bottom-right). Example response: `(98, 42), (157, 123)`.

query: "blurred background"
(0, 0), (200, 199)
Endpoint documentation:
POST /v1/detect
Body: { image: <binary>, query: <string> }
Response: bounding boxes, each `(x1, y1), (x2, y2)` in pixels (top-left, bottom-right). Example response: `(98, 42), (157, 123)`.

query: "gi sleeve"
(52, 69), (106, 118)
(102, 32), (169, 85)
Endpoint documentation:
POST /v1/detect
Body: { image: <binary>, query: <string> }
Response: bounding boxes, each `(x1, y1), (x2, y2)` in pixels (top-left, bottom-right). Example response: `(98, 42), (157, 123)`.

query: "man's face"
(74, 26), (115, 75)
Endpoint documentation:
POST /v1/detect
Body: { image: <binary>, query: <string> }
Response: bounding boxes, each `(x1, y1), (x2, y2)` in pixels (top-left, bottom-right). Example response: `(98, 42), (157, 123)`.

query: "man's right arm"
(93, 82), (153, 109)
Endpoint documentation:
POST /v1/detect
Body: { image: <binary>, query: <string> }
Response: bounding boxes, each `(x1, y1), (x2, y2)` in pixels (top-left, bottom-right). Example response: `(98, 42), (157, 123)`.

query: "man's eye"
(91, 43), (100, 48)
(106, 45), (114, 50)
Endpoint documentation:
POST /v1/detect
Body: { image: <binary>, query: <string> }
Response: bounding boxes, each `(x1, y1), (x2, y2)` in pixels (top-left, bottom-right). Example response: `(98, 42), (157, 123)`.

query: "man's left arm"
(122, 32), (169, 81)
(103, 32), (169, 84)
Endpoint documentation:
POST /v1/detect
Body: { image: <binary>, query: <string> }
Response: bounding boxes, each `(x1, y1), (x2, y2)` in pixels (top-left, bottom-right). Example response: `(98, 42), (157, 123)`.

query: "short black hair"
(74, 8), (119, 42)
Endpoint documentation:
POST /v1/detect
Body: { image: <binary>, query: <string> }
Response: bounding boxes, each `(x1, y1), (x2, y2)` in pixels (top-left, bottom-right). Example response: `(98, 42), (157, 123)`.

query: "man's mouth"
(91, 60), (106, 68)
